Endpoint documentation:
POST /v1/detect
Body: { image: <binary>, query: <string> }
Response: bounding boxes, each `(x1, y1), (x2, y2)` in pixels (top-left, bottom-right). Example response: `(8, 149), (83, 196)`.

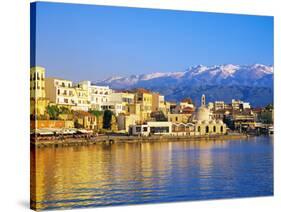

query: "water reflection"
(31, 137), (273, 210)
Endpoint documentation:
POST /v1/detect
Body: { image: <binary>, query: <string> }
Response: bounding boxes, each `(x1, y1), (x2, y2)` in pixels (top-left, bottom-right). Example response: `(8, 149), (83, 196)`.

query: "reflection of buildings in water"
(33, 146), (120, 209)
(33, 139), (233, 209)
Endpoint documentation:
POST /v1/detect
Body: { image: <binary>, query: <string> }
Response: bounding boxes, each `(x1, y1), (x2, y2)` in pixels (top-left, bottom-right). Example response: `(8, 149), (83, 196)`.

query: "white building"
(231, 99), (251, 110)
(78, 81), (112, 110)
(101, 102), (123, 115)
(129, 121), (172, 136)
(192, 94), (227, 135)
(214, 101), (226, 111)
(45, 78), (91, 111)
(45, 78), (77, 107)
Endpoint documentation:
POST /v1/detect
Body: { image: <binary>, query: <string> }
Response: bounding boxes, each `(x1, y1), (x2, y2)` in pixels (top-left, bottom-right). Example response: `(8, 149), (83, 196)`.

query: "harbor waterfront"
(31, 133), (248, 148)
(31, 136), (273, 210)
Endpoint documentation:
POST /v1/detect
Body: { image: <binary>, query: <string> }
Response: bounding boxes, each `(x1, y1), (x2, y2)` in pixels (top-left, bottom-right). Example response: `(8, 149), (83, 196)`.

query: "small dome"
(196, 106), (211, 121)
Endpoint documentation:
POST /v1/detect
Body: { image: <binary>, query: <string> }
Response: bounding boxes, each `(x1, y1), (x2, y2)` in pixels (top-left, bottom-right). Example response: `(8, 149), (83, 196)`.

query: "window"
(136, 127), (141, 132)
(62, 82), (65, 87)
(143, 127), (148, 132)
(63, 90), (67, 95)
(198, 126), (201, 132)
(64, 98), (68, 103)
(57, 89), (60, 95)
(206, 126), (209, 133)
(213, 126), (216, 132)
(221, 126), (223, 133)
(175, 117), (178, 122)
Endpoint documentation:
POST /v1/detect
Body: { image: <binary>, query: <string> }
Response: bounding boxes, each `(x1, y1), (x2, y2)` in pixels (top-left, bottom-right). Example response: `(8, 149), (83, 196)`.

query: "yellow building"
(73, 84), (90, 111)
(151, 93), (165, 112)
(134, 88), (153, 122)
(168, 113), (192, 124)
(30, 66), (49, 117)
(73, 111), (97, 130)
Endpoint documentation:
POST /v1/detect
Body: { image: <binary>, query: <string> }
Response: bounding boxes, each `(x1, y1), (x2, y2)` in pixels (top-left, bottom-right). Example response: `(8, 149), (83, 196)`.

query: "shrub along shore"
(31, 133), (248, 148)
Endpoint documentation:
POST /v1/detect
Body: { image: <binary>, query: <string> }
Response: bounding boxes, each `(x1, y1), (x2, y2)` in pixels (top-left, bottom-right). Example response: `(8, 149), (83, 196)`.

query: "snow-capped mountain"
(96, 64), (273, 107)
(97, 64), (273, 89)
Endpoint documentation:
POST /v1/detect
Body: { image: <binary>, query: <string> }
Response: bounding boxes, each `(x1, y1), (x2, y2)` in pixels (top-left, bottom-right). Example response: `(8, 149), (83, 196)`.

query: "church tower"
(201, 94), (206, 107)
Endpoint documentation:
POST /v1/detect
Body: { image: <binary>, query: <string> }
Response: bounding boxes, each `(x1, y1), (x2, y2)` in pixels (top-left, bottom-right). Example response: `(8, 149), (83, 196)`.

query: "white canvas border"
(0, 0), (280, 211)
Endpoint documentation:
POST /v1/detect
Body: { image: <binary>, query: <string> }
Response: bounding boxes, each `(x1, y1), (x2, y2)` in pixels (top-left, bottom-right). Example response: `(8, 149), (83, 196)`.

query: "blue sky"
(32, 2), (273, 82)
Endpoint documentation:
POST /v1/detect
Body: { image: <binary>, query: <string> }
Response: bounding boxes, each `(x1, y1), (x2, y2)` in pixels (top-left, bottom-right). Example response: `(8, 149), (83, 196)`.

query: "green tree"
(46, 105), (60, 120)
(103, 110), (113, 129)
(59, 106), (71, 114)
(265, 104), (273, 111)
(89, 109), (103, 117)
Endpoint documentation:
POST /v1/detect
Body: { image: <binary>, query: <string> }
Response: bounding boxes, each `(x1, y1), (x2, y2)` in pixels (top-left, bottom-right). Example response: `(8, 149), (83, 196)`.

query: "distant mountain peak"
(95, 64), (273, 106)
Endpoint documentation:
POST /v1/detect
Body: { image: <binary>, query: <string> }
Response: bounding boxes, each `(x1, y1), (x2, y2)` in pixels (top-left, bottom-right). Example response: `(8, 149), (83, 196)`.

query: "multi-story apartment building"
(152, 93), (165, 112)
(231, 99), (251, 110)
(78, 81), (112, 110)
(45, 78), (90, 111)
(90, 85), (112, 110)
(30, 66), (49, 116)
(214, 101), (225, 111)
(107, 91), (135, 115)
(134, 88), (153, 122)
(73, 83), (90, 111)
(45, 78), (76, 107)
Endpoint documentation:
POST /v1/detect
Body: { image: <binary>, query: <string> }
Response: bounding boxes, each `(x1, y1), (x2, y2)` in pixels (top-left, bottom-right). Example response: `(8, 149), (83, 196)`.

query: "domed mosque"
(193, 94), (226, 135)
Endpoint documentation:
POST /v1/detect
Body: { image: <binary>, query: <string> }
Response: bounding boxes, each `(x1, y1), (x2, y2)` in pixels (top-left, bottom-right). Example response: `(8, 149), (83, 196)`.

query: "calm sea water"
(31, 136), (273, 210)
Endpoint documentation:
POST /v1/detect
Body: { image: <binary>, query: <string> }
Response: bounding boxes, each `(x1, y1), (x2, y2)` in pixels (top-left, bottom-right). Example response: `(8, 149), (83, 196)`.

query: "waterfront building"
(225, 109), (256, 131)
(117, 114), (140, 132)
(134, 88), (153, 122)
(168, 113), (192, 124)
(90, 84), (112, 110)
(78, 81), (112, 110)
(30, 66), (49, 117)
(179, 98), (194, 109)
(108, 91), (135, 114)
(152, 93), (165, 112)
(171, 123), (195, 136)
(129, 121), (172, 136)
(101, 102), (123, 116)
(73, 83), (91, 111)
(45, 78), (77, 108)
(73, 111), (97, 130)
(192, 94), (226, 135)
(214, 101), (225, 111)
(231, 99), (251, 111)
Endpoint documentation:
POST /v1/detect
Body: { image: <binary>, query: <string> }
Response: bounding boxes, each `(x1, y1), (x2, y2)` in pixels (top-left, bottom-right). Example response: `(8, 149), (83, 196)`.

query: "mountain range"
(96, 64), (274, 107)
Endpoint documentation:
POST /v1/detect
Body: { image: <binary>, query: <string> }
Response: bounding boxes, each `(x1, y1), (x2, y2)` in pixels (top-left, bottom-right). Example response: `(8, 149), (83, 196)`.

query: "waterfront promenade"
(31, 133), (248, 148)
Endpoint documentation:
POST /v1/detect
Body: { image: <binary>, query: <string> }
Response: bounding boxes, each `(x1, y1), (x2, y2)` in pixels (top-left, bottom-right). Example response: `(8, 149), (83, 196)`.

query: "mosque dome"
(196, 106), (211, 121)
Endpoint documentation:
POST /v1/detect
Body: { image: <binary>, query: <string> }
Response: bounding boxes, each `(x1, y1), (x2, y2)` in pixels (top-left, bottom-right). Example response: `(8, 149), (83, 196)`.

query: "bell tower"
(201, 94), (206, 107)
